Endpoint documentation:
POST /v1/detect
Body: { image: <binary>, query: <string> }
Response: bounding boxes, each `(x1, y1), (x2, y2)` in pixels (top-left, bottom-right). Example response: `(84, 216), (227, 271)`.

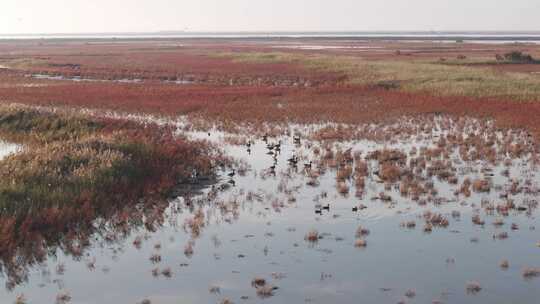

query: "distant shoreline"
(2, 31), (540, 41)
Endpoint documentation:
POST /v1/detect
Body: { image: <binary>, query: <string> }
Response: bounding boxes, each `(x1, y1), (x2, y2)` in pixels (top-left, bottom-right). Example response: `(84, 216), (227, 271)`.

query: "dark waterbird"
(288, 156), (298, 165)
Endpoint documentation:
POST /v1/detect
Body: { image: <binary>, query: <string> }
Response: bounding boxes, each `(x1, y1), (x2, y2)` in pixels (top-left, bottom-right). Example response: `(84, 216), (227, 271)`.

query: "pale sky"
(1, 0), (539, 34)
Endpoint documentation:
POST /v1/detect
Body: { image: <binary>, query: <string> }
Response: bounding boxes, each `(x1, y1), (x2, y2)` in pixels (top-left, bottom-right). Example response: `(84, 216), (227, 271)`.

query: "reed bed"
(0, 105), (222, 287)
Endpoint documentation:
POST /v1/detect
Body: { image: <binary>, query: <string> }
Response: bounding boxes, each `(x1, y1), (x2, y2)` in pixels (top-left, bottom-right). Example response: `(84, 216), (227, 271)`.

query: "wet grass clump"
(0, 105), (219, 263)
(0, 107), (102, 142)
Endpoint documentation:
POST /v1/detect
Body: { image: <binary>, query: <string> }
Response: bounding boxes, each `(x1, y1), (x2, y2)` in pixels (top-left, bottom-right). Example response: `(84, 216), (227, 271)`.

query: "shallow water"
(0, 141), (19, 160)
(29, 74), (144, 84)
(1, 115), (540, 304)
(2, 32), (540, 41)
(28, 74), (194, 85)
(273, 45), (384, 50)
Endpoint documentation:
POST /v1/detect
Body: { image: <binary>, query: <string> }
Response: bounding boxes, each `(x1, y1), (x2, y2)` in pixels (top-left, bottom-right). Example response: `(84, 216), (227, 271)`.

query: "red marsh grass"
(3, 41), (540, 142)
(0, 106), (219, 225)
(354, 238), (367, 248)
(304, 230), (319, 242)
(0, 105), (223, 286)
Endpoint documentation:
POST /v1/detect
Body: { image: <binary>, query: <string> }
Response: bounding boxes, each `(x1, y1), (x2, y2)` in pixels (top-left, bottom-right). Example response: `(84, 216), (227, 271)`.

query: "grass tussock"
(0, 107), (102, 143)
(304, 230), (319, 242)
(0, 111), (216, 221)
(466, 281), (482, 294)
(0, 105), (220, 285)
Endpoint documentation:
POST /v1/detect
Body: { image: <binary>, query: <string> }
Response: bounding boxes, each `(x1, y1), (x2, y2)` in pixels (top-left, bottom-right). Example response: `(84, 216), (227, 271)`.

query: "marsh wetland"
(0, 38), (539, 303)
(0, 111), (539, 304)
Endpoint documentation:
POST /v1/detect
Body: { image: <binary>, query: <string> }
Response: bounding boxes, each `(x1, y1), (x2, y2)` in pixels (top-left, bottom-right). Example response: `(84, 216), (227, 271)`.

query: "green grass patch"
(220, 51), (540, 101)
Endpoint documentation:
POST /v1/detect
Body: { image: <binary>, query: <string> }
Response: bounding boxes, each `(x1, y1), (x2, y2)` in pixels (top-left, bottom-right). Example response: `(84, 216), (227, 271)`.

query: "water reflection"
(1, 115), (540, 304)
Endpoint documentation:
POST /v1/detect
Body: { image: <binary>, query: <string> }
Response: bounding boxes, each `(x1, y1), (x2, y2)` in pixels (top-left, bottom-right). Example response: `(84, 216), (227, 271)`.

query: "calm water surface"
(0, 116), (539, 304)
(0, 141), (19, 160)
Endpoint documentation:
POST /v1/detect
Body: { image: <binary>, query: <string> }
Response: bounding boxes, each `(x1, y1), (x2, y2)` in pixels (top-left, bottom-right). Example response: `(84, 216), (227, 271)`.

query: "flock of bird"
(221, 133), (364, 216)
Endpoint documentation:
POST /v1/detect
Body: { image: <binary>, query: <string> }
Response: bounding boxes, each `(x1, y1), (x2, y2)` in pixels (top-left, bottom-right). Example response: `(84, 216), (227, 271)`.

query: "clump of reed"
(336, 182), (350, 195)
(459, 178), (472, 197)
(472, 215), (485, 225)
(367, 149), (407, 164)
(336, 164), (353, 182)
(379, 163), (402, 182)
(354, 238), (367, 248)
(423, 211), (449, 228)
(472, 179), (491, 192)
(133, 236), (143, 249)
(466, 281), (482, 294)
(256, 285), (276, 298)
(251, 276), (276, 298)
(355, 226), (370, 238)
(183, 210), (205, 238)
(56, 291), (72, 304)
(184, 240), (195, 257)
(0, 106), (222, 281)
(522, 267), (540, 279)
(304, 230), (319, 242)
(251, 277), (266, 287)
(14, 294), (26, 304)
(0, 106), (102, 143)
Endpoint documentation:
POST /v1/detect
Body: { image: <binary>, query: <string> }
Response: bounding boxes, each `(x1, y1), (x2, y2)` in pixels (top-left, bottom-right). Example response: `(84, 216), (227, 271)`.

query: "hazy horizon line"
(2, 30), (540, 36)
